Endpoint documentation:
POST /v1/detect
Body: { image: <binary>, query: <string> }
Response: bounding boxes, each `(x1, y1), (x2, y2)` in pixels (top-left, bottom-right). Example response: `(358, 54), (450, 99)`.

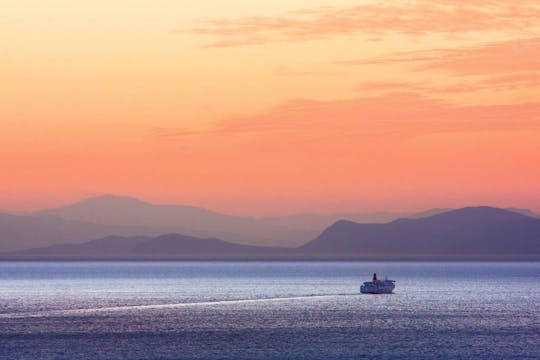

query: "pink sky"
(1, 1), (539, 215)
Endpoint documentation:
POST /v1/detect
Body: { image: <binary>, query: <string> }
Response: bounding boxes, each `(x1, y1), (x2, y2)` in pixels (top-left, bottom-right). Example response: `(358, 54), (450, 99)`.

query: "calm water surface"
(0, 261), (539, 359)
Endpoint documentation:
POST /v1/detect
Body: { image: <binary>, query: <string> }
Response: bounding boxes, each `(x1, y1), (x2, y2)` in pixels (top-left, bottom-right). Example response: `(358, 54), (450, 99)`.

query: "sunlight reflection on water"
(0, 261), (539, 359)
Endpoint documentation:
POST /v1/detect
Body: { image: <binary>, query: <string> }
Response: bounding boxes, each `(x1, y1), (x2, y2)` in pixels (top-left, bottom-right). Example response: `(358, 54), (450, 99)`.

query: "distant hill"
(0, 195), (456, 253)
(0, 212), (162, 252)
(299, 207), (540, 259)
(261, 207), (538, 233)
(4, 206), (540, 260)
(3, 233), (286, 260)
(260, 208), (453, 231)
(36, 196), (462, 248)
(3, 199), (539, 257)
(37, 195), (314, 247)
(505, 207), (540, 218)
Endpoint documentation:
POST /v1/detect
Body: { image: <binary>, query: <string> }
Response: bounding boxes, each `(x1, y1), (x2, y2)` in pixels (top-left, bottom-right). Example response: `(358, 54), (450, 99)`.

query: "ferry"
(360, 273), (395, 294)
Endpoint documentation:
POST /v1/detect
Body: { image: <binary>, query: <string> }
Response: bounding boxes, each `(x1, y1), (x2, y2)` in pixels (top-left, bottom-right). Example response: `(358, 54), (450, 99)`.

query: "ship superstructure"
(360, 273), (395, 294)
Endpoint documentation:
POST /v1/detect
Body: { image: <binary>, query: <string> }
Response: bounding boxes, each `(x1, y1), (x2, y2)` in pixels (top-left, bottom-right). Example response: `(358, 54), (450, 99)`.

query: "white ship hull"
(360, 279), (395, 294)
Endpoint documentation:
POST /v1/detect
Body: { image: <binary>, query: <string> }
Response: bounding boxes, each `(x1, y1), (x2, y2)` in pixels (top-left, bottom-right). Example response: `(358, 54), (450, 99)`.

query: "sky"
(1, 0), (540, 215)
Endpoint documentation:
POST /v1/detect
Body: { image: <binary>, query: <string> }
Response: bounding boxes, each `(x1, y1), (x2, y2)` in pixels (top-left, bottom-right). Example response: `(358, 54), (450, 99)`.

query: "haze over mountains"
(0, 212), (161, 253)
(40, 195), (457, 244)
(300, 207), (540, 259)
(37, 195), (315, 247)
(6, 234), (286, 260)
(0, 195), (477, 252)
(260, 208), (453, 232)
(3, 205), (540, 260)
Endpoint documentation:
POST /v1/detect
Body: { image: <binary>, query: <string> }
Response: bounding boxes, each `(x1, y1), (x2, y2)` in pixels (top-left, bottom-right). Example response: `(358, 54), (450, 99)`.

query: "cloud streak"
(354, 72), (540, 95)
(341, 37), (540, 75)
(185, 1), (540, 47)
(149, 93), (540, 203)
(154, 93), (540, 146)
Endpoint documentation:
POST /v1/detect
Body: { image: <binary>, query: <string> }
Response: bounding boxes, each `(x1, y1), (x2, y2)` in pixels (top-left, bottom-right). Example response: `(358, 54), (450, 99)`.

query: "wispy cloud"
(354, 81), (480, 95)
(184, 1), (540, 47)
(354, 72), (540, 95)
(153, 93), (540, 147)
(341, 37), (540, 75)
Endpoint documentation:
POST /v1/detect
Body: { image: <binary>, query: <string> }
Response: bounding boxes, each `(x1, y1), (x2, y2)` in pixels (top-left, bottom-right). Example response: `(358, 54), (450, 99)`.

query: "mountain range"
(299, 206), (540, 259)
(5, 234), (286, 260)
(0, 212), (161, 252)
(37, 195), (313, 247)
(0, 195), (480, 252)
(3, 206), (540, 260)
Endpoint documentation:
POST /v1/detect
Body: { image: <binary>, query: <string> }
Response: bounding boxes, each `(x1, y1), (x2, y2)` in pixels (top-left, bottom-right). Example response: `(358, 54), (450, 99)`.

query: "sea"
(0, 261), (539, 359)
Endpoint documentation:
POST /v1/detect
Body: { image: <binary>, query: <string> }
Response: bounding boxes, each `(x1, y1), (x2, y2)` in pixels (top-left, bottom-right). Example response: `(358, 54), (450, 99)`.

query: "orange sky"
(1, 0), (540, 215)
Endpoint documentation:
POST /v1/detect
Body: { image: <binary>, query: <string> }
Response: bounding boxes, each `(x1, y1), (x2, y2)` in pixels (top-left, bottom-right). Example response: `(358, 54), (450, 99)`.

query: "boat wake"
(0, 293), (356, 319)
